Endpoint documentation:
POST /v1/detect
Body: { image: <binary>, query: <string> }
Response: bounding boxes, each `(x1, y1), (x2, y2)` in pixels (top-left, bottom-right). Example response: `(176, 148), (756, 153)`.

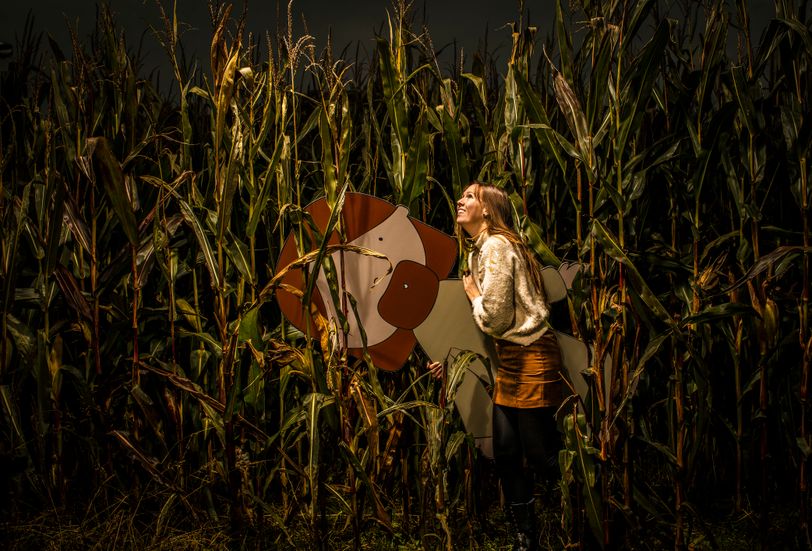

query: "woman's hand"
(426, 361), (444, 380)
(462, 272), (480, 301)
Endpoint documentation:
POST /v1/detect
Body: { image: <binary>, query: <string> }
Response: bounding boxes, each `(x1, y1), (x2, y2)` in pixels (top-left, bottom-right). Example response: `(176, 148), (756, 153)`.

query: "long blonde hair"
(459, 181), (545, 295)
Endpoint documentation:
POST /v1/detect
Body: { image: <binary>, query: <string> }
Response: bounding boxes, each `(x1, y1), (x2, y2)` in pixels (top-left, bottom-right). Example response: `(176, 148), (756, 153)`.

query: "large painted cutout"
(275, 193), (457, 371)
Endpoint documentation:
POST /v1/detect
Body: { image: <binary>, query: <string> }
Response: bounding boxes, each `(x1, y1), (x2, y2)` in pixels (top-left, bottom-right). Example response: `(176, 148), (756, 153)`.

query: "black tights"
(492, 404), (561, 504)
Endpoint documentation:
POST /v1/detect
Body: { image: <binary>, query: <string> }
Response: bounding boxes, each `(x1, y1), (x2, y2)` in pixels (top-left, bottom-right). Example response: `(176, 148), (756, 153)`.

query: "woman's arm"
(470, 237), (515, 337)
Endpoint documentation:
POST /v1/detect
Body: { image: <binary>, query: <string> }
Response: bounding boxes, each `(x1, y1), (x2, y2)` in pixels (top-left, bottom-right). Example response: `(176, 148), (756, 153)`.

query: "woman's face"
(456, 185), (487, 236)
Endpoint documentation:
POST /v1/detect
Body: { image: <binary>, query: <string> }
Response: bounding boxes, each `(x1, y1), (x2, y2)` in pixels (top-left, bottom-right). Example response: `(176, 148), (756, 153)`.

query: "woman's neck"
(464, 223), (488, 240)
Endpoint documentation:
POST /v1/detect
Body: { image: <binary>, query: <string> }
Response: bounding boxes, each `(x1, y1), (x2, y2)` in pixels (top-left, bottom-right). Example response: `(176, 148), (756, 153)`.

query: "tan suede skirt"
(493, 331), (563, 408)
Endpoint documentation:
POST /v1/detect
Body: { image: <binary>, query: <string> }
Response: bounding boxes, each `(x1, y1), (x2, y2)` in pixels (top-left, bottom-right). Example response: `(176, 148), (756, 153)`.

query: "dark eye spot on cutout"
(378, 237), (383, 241)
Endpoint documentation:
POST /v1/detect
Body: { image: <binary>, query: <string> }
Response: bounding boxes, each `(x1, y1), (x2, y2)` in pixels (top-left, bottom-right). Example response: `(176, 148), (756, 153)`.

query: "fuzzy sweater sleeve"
(470, 236), (515, 337)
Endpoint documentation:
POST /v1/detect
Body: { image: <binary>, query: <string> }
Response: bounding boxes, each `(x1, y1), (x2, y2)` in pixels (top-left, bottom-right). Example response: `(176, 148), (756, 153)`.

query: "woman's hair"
(463, 181), (546, 296)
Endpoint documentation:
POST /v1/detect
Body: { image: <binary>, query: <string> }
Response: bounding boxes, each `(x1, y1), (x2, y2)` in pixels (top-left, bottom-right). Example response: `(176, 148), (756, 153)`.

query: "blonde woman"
(427, 181), (563, 551)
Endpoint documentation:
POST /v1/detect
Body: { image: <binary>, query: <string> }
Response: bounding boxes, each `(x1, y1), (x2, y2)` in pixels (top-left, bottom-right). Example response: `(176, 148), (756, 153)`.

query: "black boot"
(507, 498), (538, 551)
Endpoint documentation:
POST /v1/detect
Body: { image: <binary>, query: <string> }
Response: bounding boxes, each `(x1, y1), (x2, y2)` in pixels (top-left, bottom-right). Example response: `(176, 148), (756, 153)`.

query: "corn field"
(1, 0), (810, 549)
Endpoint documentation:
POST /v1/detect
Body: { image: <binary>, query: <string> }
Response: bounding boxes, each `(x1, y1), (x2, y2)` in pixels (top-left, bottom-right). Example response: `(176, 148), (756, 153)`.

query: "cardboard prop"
(275, 193), (457, 371)
(413, 264), (611, 459)
(413, 279), (497, 457)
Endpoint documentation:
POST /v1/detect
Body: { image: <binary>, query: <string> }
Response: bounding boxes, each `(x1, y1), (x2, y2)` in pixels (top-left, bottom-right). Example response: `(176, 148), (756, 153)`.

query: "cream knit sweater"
(469, 232), (550, 345)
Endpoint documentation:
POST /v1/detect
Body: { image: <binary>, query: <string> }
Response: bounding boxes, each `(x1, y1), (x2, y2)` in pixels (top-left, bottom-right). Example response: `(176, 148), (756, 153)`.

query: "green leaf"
(216, 135), (243, 243)
(680, 303), (754, 327)
(238, 307), (261, 345)
(224, 229), (253, 284)
(586, 29), (614, 131)
(87, 137), (139, 247)
(301, 183), (349, 310)
(214, 50), (239, 151)
(0, 385), (24, 443)
(179, 329), (223, 357)
(514, 71), (567, 172)
(440, 101), (470, 196)
(445, 431), (468, 462)
(403, 114), (430, 208)
(338, 441), (392, 527)
(729, 65), (759, 135)
(797, 437), (812, 459)
(190, 348), (211, 378)
(337, 92), (353, 188)
(62, 194), (92, 255)
(43, 174), (67, 277)
(295, 105), (322, 146)
(776, 16), (812, 57)
(638, 436), (678, 465)
(613, 331), (673, 423)
(50, 64), (76, 164)
(53, 265), (92, 321)
(377, 37), (409, 150)
(592, 219), (675, 328)
(304, 392), (332, 503)
(179, 200), (221, 289)
(753, 21), (786, 77)
(555, 0), (574, 83)
(624, 0), (657, 50)
(722, 245), (812, 294)
(696, 8), (728, 113)
(563, 411), (603, 547)
(617, 21), (669, 153)
(319, 106), (340, 208)
(519, 214), (561, 267)
(246, 137), (284, 237)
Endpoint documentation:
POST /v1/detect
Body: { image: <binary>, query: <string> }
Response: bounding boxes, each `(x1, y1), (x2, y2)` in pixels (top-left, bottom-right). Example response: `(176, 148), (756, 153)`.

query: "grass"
(5, 493), (796, 550)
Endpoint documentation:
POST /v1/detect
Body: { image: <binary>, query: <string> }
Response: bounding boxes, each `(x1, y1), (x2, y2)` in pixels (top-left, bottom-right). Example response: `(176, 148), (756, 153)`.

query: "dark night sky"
(0, 1), (547, 77)
(0, 1), (782, 80)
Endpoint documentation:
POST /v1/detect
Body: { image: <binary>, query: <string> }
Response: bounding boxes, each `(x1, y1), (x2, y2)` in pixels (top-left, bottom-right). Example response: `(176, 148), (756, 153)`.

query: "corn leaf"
(86, 137), (138, 247)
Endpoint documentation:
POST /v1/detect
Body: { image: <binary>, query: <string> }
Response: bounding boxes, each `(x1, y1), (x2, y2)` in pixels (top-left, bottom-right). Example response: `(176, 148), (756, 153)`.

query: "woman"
(427, 182), (563, 551)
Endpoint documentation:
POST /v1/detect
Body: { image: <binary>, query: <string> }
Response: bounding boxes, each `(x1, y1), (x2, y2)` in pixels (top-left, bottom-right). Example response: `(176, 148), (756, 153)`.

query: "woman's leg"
(493, 403), (533, 503)
(517, 406), (562, 482)
(494, 404), (541, 550)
